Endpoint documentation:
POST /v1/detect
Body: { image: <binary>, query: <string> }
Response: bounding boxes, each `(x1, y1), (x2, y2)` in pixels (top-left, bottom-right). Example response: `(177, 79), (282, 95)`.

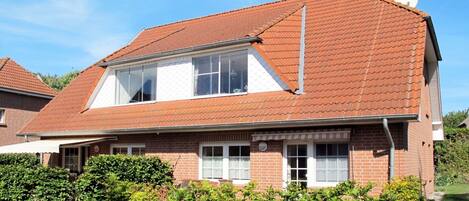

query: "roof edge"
(424, 16), (442, 61)
(100, 36), (262, 67)
(0, 87), (54, 99)
(19, 114), (418, 137)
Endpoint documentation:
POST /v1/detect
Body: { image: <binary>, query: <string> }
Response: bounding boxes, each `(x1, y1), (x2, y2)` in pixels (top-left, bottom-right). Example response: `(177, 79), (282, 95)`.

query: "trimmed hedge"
(0, 165), (72, 201)
(75, 154), (173, 201)
(0, 153), (39, 167)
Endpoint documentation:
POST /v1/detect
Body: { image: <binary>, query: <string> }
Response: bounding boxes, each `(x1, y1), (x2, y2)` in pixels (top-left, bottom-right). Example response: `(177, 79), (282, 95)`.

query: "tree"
(443, 109), (469, 128)
(36, 70), (80, 91)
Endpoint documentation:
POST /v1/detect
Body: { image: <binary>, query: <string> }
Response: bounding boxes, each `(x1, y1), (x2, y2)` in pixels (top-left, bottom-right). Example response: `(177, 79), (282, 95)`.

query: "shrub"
(434, 127), (469, 186)
(0, 153), (39, 167)
(379, 176), (423, 201)
(83, 154), (173, 185)
(0, 165), (72, 201)
(75, 154), (173, 201)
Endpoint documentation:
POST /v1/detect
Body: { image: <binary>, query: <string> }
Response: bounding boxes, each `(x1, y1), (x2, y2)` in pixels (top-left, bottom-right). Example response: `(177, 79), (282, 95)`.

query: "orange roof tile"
(21, 0), (431, 135)
(0, 58), (56, 97)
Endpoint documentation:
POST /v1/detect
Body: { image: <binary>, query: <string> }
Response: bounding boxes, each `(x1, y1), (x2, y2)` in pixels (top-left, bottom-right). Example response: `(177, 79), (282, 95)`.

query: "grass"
(437, 184), (469, 201)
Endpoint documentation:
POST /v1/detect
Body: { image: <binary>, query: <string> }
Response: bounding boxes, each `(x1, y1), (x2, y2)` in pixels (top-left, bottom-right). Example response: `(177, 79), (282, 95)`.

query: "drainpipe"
(382, 118), (394, 181)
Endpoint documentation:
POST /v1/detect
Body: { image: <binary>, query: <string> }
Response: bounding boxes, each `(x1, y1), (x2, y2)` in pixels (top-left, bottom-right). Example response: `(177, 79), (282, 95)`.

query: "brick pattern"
(0, 91), (50, 146)
(250, 140), (284, 189)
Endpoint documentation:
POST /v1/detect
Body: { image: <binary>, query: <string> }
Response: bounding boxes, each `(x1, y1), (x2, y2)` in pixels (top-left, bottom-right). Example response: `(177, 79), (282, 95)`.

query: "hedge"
(0, 153), (39, 167)
(0, 165), (72, 201)
(75, 154), (174, 201)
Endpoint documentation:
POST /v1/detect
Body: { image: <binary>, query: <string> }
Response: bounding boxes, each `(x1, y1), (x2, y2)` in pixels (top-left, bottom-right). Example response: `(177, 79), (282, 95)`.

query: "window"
(194, 51), (247, 96)
(63, 148), (79, 173)
(315, 144), (349, 183)
(286, 145), (308, 187)
(116, 64), (156, 104)
(0, 109), (5, 124)
(200, 143), (250, 183)
(111, 144), (146, 156)
(284, 143), (349, 187)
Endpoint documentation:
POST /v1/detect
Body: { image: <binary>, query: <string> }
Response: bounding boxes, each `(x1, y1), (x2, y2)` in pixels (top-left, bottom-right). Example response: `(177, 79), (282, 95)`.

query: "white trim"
(282, 141), (349, 188)
(110, 143), (146, 155)
(198, 141), (250, 185)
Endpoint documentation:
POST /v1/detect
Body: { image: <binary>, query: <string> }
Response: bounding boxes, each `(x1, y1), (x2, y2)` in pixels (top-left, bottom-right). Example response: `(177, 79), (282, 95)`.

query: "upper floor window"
(193, 50), (247, 96)
(116, 64), (156, 105)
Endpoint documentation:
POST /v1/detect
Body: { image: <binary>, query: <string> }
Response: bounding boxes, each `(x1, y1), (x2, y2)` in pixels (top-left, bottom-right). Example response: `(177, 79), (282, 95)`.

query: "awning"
(252, 129), (351, 142)
(0, 137), (116, 153)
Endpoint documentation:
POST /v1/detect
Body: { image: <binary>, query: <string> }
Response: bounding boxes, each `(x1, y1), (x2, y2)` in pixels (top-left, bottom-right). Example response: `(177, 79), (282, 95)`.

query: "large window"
(116, 64), (156, 104)
(193, 51), (247, 96)
(284, 143), (349, 187)
(111, 144), (146, 156)
(200, 143), (250, 183)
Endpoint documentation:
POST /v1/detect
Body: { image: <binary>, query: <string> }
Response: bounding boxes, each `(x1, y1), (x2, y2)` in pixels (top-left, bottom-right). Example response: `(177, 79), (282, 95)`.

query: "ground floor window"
(63, 147), (79, 173)
(199, 142), (250, 184)
(111, 144), (146, 155)
(284, 142), (349, 187)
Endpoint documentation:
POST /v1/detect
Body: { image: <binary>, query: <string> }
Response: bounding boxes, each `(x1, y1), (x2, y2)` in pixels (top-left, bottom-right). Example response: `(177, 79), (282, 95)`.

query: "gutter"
(100, 36), (262, 67)
(423, 16), (442, 61)
(18, 114), (418, 137)
(382, 118), (395, 181)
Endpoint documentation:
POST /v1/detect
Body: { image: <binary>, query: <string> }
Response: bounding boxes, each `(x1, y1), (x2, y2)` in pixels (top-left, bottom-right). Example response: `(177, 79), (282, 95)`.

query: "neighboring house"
(0, 58), (55, 146)
(0, 0), (444, 197)
(458, 117), (469, 128)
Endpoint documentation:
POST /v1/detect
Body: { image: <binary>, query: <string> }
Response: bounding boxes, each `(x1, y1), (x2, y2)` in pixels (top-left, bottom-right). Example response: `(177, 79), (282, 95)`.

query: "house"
(0, 0), (444, 197)
(0, 58), (55, 146)
(458, 117), (469, 128)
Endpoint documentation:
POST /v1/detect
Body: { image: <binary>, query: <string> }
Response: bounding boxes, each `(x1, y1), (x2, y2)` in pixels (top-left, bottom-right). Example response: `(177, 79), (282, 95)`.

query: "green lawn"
(437, 184), (469, 201)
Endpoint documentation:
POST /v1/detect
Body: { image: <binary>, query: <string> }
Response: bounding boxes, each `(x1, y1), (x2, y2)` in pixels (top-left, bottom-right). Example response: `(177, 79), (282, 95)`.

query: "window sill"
(192, 92), (248, 100)
(113, 100), (157, 107)
(0, 123), (6, 127)
(203, 179), (250, 185)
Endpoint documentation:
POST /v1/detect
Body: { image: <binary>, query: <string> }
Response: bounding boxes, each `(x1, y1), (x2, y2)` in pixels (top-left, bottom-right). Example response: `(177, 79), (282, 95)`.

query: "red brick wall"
(250, 140), (283, 189)
(0, 91), (50, 146)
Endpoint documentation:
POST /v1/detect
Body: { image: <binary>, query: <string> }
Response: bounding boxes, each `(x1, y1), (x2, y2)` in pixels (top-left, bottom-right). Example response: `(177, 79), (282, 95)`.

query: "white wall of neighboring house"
(89, 47), (288, 109)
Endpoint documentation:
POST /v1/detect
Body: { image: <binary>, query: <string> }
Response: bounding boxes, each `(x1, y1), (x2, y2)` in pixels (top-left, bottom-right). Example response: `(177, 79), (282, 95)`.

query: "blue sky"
(0, 0), (467, 113)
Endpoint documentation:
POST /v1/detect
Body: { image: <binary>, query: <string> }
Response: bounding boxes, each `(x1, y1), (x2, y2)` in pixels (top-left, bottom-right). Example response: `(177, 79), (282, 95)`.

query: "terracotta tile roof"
(0, 58), (56, 97)
(21, 0), (430, 135)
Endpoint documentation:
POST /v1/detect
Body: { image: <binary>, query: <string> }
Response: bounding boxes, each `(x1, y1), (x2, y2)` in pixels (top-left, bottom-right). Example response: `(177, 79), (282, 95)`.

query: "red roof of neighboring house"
(21, 0), (432, 135)
(0, 58), (56, 97)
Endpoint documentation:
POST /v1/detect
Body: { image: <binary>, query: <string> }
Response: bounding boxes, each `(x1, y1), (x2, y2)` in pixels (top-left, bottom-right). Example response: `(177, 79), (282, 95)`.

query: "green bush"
(75, 154), (173, 201)
(0, 165), (72, 201)
(0, 153), (39, 167)
(434, 127), (469, 186)
(379, 176), (423, 201)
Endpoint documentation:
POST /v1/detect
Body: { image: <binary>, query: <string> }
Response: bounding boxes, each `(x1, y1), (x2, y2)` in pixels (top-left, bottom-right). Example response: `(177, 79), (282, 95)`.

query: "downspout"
(383, 118), (394, 181)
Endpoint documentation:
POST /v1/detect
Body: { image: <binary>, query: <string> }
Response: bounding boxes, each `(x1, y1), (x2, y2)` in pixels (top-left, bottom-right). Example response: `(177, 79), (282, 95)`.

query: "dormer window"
(116, 64), (157, 105)
(193, 50), (247, 96)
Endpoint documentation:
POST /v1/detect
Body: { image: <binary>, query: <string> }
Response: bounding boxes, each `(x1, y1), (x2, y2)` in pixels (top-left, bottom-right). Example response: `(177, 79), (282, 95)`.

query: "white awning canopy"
(252, 129), (351, 142)
(0, 137), (115, 153)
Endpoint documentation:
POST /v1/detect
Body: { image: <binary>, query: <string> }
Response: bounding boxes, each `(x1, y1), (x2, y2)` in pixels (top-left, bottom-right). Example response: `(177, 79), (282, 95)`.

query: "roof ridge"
(248, 2), (304, 37)
(379, 0), (428, 17)
(144, 0), (288, 31)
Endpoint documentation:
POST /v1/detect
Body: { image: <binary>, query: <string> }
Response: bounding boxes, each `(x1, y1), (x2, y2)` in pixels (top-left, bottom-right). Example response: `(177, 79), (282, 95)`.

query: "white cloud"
(0, 0), (131, 60)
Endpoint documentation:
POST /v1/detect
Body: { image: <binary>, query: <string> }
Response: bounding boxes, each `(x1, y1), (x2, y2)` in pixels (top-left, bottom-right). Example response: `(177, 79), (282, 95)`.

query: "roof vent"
(394, 0), (418, 7)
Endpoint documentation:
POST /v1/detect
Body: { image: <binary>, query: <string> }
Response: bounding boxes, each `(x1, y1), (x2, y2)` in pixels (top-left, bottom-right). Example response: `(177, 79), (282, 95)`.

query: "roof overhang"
(100, 36), (262, 67)
(0, 87), (54, 99)
(0, 137), (116, 153)
(19, 114), (418, 137)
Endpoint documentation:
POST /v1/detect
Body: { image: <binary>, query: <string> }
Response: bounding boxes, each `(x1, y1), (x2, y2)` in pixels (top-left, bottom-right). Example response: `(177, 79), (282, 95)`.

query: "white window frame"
(0, 108), (5, 125)
(282, 141), (349, 188)
(114, 63), (157, 106)
(192, 50), (248, 98)
(110, 144), (146, 155)
(198, 141), (250, 185)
